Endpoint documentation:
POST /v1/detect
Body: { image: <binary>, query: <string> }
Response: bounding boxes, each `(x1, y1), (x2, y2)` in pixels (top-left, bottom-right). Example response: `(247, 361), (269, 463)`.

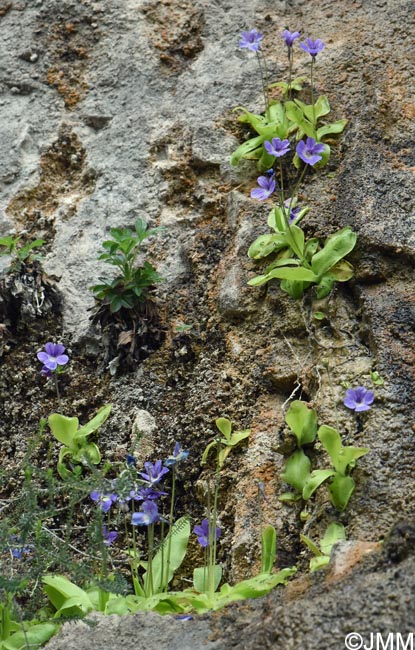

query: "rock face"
(0, 0), (414, 647)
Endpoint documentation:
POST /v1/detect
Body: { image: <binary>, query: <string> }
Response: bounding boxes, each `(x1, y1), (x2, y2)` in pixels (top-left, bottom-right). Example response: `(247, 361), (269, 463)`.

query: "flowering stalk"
(208, 441), (221, 598)
(163, 466), (176, 592)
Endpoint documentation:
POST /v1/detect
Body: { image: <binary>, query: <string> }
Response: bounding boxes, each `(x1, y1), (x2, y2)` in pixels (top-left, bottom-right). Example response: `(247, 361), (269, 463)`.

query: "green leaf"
(328, 474), (356, 511)
(325, 259), (354, 282)
(3, 623), (58, 650)
(311, 228), (357, 278)
(302, 469), (336, 500)
(48, 414), (79, 448)
(318, 425), (369, 475)
(193, 565), (222, 594)
(226, 429), (251, 447)
(285, 224), (305, 258)
(247, 234), (288, 259)
(281, 449), (311, 493)
(300, 534), (322, 557)
(278, 491), (302, 502)
(248, 266), (317, 286)
(201, 441), (216, 466)
(75, 404), (112, 440)
(261, 526), (277, 573)
(43, 575), (94, 617)
(320, 522), (346, 555)
(144, 517), (190, 594)
(230, 135), (266, 166)
(317, 119), (348, 139)
(285, 400), (318, 447)
(309, 556), (330, 572)
(215, 417), (232, 440)
(80, 442), (101, 465)
(214, 568), (297, 607)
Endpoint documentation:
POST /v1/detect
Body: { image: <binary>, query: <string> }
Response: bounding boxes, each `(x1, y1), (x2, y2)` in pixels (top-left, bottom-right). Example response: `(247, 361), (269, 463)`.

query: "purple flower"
(193, 519), (222, 548)
(239, 29), (263, 52)
(138, 460), (169, 485)
(90, 490), (118, 513)
(296, 137), (326, 166)
(264, 138), (291, 158)
(131, 500), (160, 526)
(300, 38), (325, 59)
(37, 343), (69, 371)
(284, 199), (301, 224)
(281, 29), (300, 48)
(251, 171), (276, 201)
(165, 442), (189, 468)
(344, 387), (375, 413)
(10, 536), (32, 558)
(129, 486), (167, 501)
(102, 526), (117, 546)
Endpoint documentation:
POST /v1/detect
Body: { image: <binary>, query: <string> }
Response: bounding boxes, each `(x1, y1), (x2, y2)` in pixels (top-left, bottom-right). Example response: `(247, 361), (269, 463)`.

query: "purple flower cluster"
(89, 444), (189, 538)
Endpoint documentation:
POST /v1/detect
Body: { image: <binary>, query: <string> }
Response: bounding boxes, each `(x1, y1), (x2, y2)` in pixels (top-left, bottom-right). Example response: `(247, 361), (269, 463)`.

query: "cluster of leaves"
(0, 236), (44, 273)
(301, 522), (346, 572)
(48, 405), (111, 479)
(90, 218), (162, 314)
(231, 95), (346, 172)
(247, 203), (357, 299)
(279, 400), (369, 510)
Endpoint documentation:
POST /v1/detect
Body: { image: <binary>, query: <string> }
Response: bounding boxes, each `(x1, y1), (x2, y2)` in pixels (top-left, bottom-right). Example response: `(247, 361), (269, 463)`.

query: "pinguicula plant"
(279, 400), (370, 511)
(47, 404), (111, 479)
(233, 28), (356, 300)
(301, 521), (346, 571)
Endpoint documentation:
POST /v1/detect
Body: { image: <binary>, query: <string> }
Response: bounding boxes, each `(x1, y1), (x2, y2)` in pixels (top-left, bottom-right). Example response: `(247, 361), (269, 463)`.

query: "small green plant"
(48, 404), (111, 479)
(247, 209), (357, 300)
(279, 400), (370, 510)
(90, 218), (163, 314)
(317, 425), (369, 511)
(0, 236), (44, 272)
(301, 522), (346, 571)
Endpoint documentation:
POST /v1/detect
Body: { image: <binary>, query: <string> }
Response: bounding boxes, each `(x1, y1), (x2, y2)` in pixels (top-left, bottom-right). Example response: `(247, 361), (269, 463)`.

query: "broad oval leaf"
(281, 449), (311, 492)
(215, 417), (232, 440)
(48, 414), (79, 448)
(285, 400), (318, 447)
(247, 234), (288, 259)
(302, 469), (336, 500)
(311, 227), (357, 278)
(328, 474), (356, 511)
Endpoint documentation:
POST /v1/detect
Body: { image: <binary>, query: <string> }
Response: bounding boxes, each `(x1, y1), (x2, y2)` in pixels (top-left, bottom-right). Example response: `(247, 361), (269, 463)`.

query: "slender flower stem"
(164, 467), (176, 592)
(256, 52), (270, 120)
(310, 60), (316, 129)
(287, 48), (293, 101)
(146, 524), (155, 597)
(54, 373), (62, 410)
(208, 441), (221, 599)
